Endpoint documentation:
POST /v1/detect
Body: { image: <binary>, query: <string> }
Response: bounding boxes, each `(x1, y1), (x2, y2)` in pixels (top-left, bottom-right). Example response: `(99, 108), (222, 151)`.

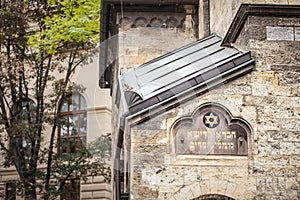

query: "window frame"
(58, 93), (87, 155)
(61, 178), (80, 200)
(5, 182), (16, 200)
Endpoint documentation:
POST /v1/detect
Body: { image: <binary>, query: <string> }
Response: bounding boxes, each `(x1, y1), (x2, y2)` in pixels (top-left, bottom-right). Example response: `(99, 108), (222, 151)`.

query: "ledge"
(168, 154), (249, 167)
(222, 3), (300, 47)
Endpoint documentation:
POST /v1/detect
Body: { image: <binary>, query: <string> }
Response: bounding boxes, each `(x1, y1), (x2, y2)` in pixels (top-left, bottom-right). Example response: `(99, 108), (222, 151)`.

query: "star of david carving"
(204, 112), (219, 128)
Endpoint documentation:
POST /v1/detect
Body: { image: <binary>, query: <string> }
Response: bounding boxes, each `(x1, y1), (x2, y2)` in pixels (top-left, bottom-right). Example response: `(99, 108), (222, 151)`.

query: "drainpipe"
(115, 74), (131, 200)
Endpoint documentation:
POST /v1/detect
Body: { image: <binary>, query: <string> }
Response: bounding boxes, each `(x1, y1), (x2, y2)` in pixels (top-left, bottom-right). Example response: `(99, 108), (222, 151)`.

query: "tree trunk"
(24, 183), (37, 200)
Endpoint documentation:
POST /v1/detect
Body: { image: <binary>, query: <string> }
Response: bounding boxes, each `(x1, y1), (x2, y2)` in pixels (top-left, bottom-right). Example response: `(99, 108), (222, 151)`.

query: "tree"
(0, 0), (108, 199)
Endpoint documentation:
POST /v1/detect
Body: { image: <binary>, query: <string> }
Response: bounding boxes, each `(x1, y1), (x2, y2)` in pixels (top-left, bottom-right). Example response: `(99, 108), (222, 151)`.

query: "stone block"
(176, 186), (194, 199)
(92, 191), (112, 199)
(281, 118), (300, 131)
(134, 115), (168, 130)
(276, 17), (300, 27)
(269, 85), (292, 96)
(271, 65), (300, 86)
(295, 27), (300, 41)
(144, 166), (187, 186)
(252, 84), (268, 96)
(224, 84), (252, 95)
(294, 107), (300, 119)
(276, 96), (292, 107)
(189, 182), (202, 198)
(240, 105), (257, 125)
(266, 130), (283, 141)
(132, 143), (166, 154)
(131, 129), (167, 144)
(254, 71), (280, 86)
(266, 26), (294, 41)
(250, 40), (281, 51)
(280, 141), (300, 155)
(249, 25), (266, 40)
(158, 187), (180, 200)
(132, 172), (142, 185)
(133, 186), (159, 198)
(132, 153), (164, 167)
(243, 96), (277, 106)
(81, 182), (111, 192)
(91, 175), (105, 183)
(81, 191), (93, 199)
(257, 140), (280, 155)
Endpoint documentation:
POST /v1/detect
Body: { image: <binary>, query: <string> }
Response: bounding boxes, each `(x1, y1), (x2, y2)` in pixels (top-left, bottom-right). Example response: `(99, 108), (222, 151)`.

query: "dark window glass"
(5, 182), (16, 200)
(61, 179), (80, 200)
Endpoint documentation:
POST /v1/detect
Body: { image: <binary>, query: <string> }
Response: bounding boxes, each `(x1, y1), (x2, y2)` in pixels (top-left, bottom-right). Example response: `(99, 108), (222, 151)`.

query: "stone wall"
(118, 11), (197, 73)
(112, 10), (198, 153)
(127, 12), (300, 200)
(111, 9), (199, 198)
(209, 0), (300, 37)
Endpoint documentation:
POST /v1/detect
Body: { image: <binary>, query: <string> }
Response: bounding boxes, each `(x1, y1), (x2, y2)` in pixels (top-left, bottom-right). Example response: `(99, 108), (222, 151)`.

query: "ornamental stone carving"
(171, 103), (252, 156)
(118, 12), (185, 30)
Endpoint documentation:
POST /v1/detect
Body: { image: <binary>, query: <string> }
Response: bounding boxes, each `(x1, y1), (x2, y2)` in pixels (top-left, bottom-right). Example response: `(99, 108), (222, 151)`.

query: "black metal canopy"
(120, 34), (255, 115)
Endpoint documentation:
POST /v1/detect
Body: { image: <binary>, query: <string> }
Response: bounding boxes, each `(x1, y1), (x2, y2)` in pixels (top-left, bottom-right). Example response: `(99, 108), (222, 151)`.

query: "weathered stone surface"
(131, 130), (167, 143)
(119, 6), (300, 200)
(266, 26), (294, 41)
(271, 65), (300, 86)
(295, 27), (300, 41)
(224, 84), (252, 95)
(132, 143), (166, 154)
(243, 96), (277, 106)
(133, 186), (159, 199)
(132, 153), (164, 167)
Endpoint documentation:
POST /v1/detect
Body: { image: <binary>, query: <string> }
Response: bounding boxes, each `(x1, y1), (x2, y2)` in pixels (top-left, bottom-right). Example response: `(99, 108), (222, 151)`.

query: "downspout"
(99, 1), (110, 88)
(115, 75), (131, 200)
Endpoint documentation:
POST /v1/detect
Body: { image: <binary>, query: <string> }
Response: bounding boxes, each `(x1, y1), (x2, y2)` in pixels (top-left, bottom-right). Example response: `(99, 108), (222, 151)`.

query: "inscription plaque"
(173, 105), (250, 155)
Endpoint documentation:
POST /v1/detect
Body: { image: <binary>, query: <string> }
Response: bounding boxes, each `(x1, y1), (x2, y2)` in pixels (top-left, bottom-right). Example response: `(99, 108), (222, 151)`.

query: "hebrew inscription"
(173, 105), (250, 155)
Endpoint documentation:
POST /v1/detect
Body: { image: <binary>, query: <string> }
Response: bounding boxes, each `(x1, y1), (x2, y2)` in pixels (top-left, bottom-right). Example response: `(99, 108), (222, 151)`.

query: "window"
(5, 182), (16, 200)
(58, 93), (87, 155)
(61, 178), (80, 200)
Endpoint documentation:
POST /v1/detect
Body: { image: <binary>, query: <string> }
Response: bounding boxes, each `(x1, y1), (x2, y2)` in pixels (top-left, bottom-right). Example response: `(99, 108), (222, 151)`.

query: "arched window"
(58, 93), (87, 155)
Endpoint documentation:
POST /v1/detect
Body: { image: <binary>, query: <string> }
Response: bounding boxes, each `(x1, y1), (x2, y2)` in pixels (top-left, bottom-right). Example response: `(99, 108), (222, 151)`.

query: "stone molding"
(118, 12), (186, 30)
(222, 4), (300, 47)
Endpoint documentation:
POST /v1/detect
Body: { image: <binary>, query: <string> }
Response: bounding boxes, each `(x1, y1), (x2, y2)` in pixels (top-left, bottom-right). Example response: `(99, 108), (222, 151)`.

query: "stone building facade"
(100, 0), (300, 199)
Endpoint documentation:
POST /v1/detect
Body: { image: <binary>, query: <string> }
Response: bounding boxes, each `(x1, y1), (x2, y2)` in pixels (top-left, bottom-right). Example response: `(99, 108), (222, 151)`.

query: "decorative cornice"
(222, 4), (300, 47)
(119, 12), (185, 29)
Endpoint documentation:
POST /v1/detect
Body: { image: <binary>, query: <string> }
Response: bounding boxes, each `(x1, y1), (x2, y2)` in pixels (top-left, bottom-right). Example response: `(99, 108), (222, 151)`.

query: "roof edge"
(222, 3), (300, 47)
(129, 57), (255, 125)
(127, 51), (255, 117)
